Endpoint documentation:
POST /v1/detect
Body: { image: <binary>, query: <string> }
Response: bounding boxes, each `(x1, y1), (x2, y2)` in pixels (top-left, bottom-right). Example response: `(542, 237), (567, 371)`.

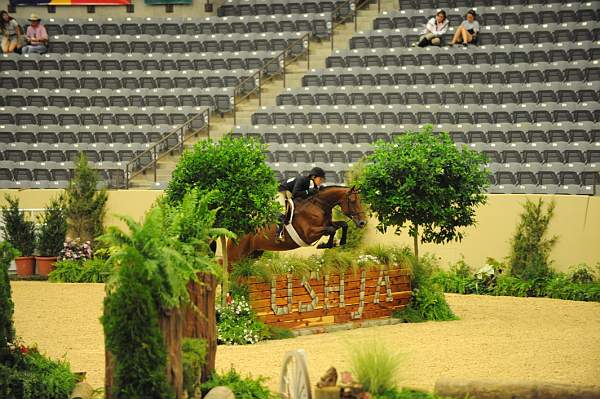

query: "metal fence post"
(307, 35), (310, 70)
(125, 166), (129, 189)
(282, 55), (286, 88)
(353, 1), (357, 31)
(330, 14), (335, 51)
(258, 70), (262, 107)
(153, 146), (157, 183)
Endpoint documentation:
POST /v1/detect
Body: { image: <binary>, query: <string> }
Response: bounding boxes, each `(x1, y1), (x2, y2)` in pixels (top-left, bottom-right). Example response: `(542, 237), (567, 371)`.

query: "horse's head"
(339, 186), (368, 228)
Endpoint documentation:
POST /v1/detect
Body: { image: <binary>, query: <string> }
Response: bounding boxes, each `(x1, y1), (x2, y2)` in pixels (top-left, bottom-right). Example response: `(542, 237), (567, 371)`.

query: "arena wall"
(0, 189), (598, 272)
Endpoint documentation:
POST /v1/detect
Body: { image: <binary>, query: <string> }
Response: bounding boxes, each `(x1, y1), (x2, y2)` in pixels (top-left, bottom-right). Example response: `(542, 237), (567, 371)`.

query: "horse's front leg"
(316, 225), (338, 249)
(337, 221), (348, 246)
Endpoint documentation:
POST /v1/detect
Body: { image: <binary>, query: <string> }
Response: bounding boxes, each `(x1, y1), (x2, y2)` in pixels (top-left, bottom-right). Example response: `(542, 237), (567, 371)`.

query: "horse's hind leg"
(317, 226), (338, 249)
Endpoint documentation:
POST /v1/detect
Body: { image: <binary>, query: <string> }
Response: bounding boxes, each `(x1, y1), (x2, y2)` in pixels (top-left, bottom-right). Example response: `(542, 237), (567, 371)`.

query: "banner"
(10, 0), (131, 5)
(144, 0), (192, 5)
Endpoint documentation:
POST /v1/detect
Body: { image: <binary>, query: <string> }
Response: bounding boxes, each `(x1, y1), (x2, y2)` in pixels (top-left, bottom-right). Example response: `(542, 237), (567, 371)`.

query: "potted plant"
(36, 196), (68, 276)
(1, 195), (36, 277)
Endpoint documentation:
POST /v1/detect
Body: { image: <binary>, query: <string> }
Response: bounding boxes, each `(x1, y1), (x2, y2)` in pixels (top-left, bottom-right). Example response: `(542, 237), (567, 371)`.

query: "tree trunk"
(184, 272), (218, 382)
(220, 236), (229, 307)
(413, 224), (419, 259)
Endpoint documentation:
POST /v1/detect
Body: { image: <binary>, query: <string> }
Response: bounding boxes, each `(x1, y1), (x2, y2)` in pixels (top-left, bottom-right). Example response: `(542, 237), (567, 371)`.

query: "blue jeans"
(21, 44), (47, 54)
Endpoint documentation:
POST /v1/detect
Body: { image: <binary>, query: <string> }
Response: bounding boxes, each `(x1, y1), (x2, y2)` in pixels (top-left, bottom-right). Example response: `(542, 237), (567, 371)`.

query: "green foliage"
(264, 325), (294, 340)
(509, 199), (557, 281)
(182, 338), (207, 399)
(0, 348), (77, 399)
(568, 263), (597, 284)
(65, 154), (108, 244)
(217, 297), (268, 345)
(376, 388), (450, 399)
(101, 251), (174, 399)
(160, 188), (235, 274)
(349, 341), (402, 395)
(166, 137), (280, 237)
(201, 368), (275, 399)
(356, 126), (488, 254)
(395, 253), (457, 322)
(1, 195), (36, 257)
(0, 242), (18, 357)
(36, 196), (68, 257)
(543, 274), (600, 301)
(48, 258), (112, 283)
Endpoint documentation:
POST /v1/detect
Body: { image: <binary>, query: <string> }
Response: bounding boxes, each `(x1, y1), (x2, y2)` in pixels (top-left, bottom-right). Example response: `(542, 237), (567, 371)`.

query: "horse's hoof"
(317, 244), (330, 249)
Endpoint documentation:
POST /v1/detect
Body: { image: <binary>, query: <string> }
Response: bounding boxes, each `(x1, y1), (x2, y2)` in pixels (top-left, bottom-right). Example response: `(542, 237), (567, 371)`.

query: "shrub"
(356, 126), (488, 257)
(65, 154), (108, 244)
(182, 338), (207, 399)
(349, 341), (402, 395)
(36, 196), (68, 257)
(0, 346), (77, 399)
(48, 260), (84, 283)
(568, 263), (597, 284)
(376, 388), (449, 399)
(1, 195), (36, 257)
(201, 368), (274, 399)
(264, 325), (294, 340)
(395, 253), (457, 322)
(509, 199), (557, 281)
(217, 297), (267, 345)
(0, 242), (18, 357)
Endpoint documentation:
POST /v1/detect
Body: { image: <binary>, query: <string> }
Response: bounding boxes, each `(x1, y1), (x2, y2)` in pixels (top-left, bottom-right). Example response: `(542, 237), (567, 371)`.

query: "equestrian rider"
(276, 167), (327, 242)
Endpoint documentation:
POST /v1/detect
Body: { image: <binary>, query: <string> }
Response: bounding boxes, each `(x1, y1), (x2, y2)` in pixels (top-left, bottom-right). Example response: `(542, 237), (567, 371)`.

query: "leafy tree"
(509, 198), (557, 281)
(36, 196), (68, 257)
(0, 242), (18, 359)
(65, 155), (108, 244)
(356, 126), (488, 257)
(1, 195), (36, 257)
(165, 137), (280, 303)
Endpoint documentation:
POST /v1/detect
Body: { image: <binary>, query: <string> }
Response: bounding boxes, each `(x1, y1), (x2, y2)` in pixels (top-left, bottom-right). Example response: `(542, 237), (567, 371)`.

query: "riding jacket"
(279, 175), (318, 199)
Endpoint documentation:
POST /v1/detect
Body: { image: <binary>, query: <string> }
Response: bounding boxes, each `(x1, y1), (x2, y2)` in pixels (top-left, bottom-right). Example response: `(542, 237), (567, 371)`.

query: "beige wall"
(0, 0), (221, 19)
(1, 189), (598, 272)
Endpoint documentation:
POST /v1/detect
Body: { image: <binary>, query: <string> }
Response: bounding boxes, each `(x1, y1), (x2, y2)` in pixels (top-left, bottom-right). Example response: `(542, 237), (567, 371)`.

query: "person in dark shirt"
(276, 167), (327, 241)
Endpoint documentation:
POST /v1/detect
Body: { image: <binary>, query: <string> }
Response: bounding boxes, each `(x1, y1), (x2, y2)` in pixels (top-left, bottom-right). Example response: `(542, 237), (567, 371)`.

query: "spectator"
(1, 10), (21, 54)
(450, 9), (480, 46)
(413, 10), (449, 47)
(22, 13), (47, 54)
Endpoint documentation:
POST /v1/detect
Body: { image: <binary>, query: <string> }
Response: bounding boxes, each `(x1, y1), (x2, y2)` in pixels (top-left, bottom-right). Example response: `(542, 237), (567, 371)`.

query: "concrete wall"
(1, 189), (598, 272)
(0, 0), (221, 19)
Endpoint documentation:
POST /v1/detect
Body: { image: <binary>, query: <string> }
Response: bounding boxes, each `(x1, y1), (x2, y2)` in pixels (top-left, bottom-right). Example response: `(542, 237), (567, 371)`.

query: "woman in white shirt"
(450, 9), (480, 46)
(413, 10), (449, 47)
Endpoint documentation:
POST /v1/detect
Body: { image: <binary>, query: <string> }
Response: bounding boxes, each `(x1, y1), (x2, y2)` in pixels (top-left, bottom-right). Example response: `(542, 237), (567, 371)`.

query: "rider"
(276, 167), (327, 242)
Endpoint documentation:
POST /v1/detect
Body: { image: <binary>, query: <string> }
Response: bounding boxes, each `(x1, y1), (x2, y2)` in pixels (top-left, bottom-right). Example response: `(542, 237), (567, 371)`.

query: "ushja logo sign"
(246, 268), (411, 328)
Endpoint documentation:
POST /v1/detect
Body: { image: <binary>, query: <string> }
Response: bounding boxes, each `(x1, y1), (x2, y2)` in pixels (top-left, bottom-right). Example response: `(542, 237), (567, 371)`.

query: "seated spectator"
(21, 14), (47, 54)
(450, 9), (480, 46)
(413, 10), (449, 48)
(1, 10), (21, 54)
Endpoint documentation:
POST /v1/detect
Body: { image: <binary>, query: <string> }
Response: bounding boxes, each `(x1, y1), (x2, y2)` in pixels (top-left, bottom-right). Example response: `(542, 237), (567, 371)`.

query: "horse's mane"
(317, 184), (350, 191)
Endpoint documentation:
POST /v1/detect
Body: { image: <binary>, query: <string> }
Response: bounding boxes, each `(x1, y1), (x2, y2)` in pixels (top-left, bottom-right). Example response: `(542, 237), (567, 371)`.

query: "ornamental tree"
(165, 136), (280, 303)
(356, 126), (489, 257)
(0, 242), (18, 359)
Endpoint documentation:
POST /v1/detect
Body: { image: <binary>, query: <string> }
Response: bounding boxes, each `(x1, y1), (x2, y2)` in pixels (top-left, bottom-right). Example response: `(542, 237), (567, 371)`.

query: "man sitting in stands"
(275, 167), (327, 242)
(21, 14), (48, 54)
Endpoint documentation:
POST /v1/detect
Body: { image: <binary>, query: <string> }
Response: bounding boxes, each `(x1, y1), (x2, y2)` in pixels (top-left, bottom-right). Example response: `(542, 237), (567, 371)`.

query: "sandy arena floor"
(10, 281), (600, 392)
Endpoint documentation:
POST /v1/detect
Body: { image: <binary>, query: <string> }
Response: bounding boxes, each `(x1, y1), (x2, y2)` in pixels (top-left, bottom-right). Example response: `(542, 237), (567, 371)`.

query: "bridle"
(310, 187), (366, 220)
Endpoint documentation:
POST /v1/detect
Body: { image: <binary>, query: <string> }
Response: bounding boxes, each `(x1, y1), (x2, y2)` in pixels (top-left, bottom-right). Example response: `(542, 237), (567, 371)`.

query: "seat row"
(350, 27), (599, 49)
(46, 33), (308, 55)
(0, 128), (175, 146)
(0, 148), (153, 164)
(278, 83), (600, 106)
(43, 14), (330, 37)
(0, 51), (285, 73)
(250, 104), (600, 125)
(325, 46), (600, 68)
(302, 66), (599, 87)
(0, 168), (126, 189)
(397, 0), (594, 9)
(218, 0), (351, 17)
(375, 8), (599, 29)
(0, 106), (209, 127)
(0, 88), (235, 110)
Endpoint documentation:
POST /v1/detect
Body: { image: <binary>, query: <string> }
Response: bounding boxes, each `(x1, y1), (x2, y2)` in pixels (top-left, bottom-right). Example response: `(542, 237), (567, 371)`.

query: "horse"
(226, 186), (368, 264)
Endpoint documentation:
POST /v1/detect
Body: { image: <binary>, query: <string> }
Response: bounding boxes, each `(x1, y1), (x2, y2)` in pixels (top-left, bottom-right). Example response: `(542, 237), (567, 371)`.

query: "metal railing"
(232, 32), (312, 124)
(124, 108), (210, 188)
(331, 0), (377, 50)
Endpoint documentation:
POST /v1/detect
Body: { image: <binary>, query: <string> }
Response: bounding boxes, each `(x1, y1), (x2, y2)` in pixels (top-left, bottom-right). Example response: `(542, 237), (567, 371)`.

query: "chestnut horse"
(226, 186), (367, 264)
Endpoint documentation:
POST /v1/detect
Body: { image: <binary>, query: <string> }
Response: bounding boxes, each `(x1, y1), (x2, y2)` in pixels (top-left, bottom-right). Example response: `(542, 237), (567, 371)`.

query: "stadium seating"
(243, 1), (600, 194)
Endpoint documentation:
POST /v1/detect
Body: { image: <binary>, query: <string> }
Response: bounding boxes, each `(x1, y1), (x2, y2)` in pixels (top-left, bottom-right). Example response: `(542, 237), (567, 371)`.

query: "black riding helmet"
(309, 167), (326, 179)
